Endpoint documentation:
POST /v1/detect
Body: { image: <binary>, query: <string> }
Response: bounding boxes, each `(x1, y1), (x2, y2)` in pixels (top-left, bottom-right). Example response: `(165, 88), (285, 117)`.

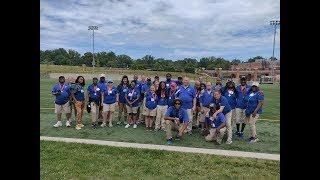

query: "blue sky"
(40, 0), (280, 61)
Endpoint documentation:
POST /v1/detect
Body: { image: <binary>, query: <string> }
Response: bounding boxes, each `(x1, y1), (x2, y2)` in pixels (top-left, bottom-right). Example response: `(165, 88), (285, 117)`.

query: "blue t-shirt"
(72, 85), (85, 101)
(145, 91), (158, 110)
(222, 89), (237, 109)
(165, 106), (189, 123)
(244, 90), (264, 115)
(98, 81), (107, 91)
(205, 112), (226, 128)
(167, 88), (179, 107)
(199, 89), (214, 107)
(165, 80), (173, 88)
(117, 84), (129, 103)
(212, 96), (231, 115)
(212, 85), (223, 94)
(52, 83), (71, 105)
(103, 86), (118, 104)
(157, 89), (168, 106)
(235, 85), (252, 109)
(177, 85), (196, 109)
(87, 84), (102, 100)
(125, 88), (140, 107)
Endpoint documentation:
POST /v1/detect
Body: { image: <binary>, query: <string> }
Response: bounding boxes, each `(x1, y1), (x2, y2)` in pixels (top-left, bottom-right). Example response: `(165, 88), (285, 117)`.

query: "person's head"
(154, 80), (159, 88)
(107, 79), (114, 87)
(159, 81), (166, 89)
(194, 81), (200, 90)
(141, 75), (146, 81)
(213, 90), (221, 100)
(154, 75), (159, 81)
(130, 80), (136, 89)
(178, 76), (183, 83)
(251, 82), (259, 92)
(58, 76), (65, 84)
(206, 82), (212, 90)
(75, 76), (85, 86)
(170, 82), (177, 90)
(121, 75), (128, 85)
(92, 77), (98, 85)
(134, 74), (138, 81)
(146, 77), (152, 85)
(209, 103), (217, 113)
(183, 77), (190, 86)
(216, 78), (222, 83)
(240, 76), (247, 86)
(227, 80), (235, 88)
(166, 73), (172, 81)
(198, 76), (204, 83)
(99, 74), (106, 82)
(68, 76), (74, 83)
(173, 99), (183, 109)
(200, 83), (206, 90)
(149, 85), (155, 93)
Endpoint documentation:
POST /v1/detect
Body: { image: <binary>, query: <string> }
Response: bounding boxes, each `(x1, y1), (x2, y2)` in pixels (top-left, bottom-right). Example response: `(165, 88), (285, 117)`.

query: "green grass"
(40, 79), (280, 154)
(40, 141), (280, 179)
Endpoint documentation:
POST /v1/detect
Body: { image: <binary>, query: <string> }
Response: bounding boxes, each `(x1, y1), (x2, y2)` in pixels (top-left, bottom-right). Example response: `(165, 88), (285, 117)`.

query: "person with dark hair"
(204, 103), (227, 145)
(234, 76), (251, 137)
(85, 77), (102, 129)
(244, 82), (264, 143)
(101, 79), (118, 128)
(97, 74), (107, 124)
(67, 76), (76, 123)
(155, 81), (168, 131)
(167, 82), (179, 107)
(52, 76), (72, 127)
(199, 81), (214, 134)
(71, 76), (86, 130)
(176, 76), (183, 86)
(143, 85), (158, 131)
(133, 74), (142, 124)
(212, 90), (233, 144)
(164, 99), (189, 145)
(193, 81), (202, 129)
(165, 73), (173, 88)
(154, 75), (159, 84)
(116, 75), (129, 125)
(138, 74), (147, 125)
(125, 80), (140, 129)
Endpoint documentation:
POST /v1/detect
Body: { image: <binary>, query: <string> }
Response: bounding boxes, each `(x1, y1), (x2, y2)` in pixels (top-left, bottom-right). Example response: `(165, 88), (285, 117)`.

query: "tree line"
(40, 48), (267, 73)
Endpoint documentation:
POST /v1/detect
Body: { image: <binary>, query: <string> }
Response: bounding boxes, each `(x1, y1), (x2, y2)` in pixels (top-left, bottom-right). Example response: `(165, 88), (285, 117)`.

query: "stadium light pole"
(88, 26), (98, 73)
(270, 20), (280, 83)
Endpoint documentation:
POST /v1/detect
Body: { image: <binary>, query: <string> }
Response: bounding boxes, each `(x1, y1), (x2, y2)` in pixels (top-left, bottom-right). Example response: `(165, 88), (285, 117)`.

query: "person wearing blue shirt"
(71, 76), (86, 130)
(212, 90), (233, 144)
(244, 82), (264, 143)
(101, 79), (119, 128)
(143, 86), (158, 131)
(67, 76), (77, 123)
(155, 81), (168, 131)
(133, 74), (142, 123)
(52, 76), (72, 128)
(176, 76), (183, 86)
(125, 80), (141, 129)
(176, 77), (196, 135)
(97, 74), (107, 124)
(167, 82), (179, 107)
(204, 103), (227, 145)
(85, 77), (102, 129)
(138, 74), (147, 125)
(164, 99), (189, 145)
(199, 82), (214, 133)
(234, 76), (251, 137)
(116, 75), (129, 125)
(165, 73), (173, 88)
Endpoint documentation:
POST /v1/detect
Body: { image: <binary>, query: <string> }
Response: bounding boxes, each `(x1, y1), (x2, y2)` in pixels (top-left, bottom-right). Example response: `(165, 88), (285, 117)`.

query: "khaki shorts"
(143, 107), (157, 116)
(103, 103), (116, 112)
(55, 102), (71, 114)
(126, 105), (138, 114)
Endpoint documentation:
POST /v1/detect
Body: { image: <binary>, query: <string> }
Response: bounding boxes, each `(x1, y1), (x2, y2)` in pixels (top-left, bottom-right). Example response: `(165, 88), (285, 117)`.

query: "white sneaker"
(125, 124), (131, 128)
(66, 121), (71, 127)
(133, 124), (137, 129)
(53, 121), (62, 127)
(109, 123), (113, 127)
(226, 140), (233, 144)
(101, 123), (106, 127)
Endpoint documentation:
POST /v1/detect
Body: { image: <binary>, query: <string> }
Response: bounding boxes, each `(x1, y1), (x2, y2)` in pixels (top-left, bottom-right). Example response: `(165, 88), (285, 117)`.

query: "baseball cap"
(107, 79), (114, 83)
(171, 82), (177, 87)
(147, 77), (151, 81)
(252, 82), (259, 87)
(209, 103), (216, 109)
(100, 74), (106, 78)
(240, 76), (246, 80)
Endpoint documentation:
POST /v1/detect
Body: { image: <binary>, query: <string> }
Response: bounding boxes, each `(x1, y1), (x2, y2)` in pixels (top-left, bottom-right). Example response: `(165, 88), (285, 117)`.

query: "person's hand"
(201, 108), (204, 114)
(175, 118), (180, 126)
(215, 129), (220, 136)
(115, 102), (119, 107)
(252, 112), (257, 118)
(192, 106), (196, 112)
(178, 131), (183, 137)
(212, 114), (217, 119)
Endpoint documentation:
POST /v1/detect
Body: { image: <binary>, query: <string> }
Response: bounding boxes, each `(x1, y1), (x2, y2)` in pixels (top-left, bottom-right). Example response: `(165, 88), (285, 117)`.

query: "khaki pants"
(205, 127), (226, 144)
(245, 114), (259, 138)
(75, 101), (84, 125)
(165, 120), (184, 139)
(192, 106), (201, 126)
(186, 109), (194, 132)
(225, 111), (232, 142)
(155, 105), (168, 130)
(118, 102), (127, 122)
(90, 102), (100, 123)
(235, 108), (246, 124)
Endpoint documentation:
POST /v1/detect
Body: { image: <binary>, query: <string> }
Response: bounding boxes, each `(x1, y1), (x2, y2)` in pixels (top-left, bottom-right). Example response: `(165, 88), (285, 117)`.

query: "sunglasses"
(174, 103), (181, 105)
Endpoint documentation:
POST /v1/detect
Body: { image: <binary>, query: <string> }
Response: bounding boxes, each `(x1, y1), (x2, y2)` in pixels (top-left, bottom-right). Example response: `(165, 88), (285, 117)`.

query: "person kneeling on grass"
(164, 99), (189, 145)
(204, 103), (226, 145)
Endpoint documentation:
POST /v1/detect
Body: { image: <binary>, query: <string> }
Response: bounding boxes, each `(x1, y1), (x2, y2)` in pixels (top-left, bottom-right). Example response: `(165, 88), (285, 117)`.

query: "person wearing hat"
(176, 76), (183, 86)
(101, 79), (119, 128)
(199, 81), (214, 133)
(124, 80), (141, 129)
(97, 73), (107, 124)
(85, 77), (102, 129)
(234, 76), (251, 137)
(164, 99), (189, 145)
(167, 82), (179, 107)
(204, 103), (227, 145)
(243, 82), (264, 143)
(143, 85), (158, 131)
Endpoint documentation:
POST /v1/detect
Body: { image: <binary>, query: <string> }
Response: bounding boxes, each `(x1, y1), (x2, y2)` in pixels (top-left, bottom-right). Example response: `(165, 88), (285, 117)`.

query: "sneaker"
(226, 140), (233, 144)
(53, 121), (62, 127)
(133, 124), (137, 129)
(66, 121), (71, 127)
(175, 135), (181, 141)
(246, 137), (255, 142)
(98, 121), (103, 125)
(75, 124), (82, 130)
(216, 140), (222, 145)
(125, 124), (131, 128)
(238, 132), (244, 138)
(109, 123), (113, 127)
(167, 139), (173, 145)
(154, 128), (160, 132)
(80, 124), (84, 127)
(101, 123), (107, 127)
(116, 121), (122, 125)
(92, 123), (97, 129)
(234, 131), (240, 136)
(188, 131), (192, 135)
(248, 137), (259, 143)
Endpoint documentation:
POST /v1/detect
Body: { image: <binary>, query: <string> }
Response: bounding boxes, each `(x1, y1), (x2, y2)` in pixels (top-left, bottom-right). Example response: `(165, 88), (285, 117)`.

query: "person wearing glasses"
(101, 79), (119, 128)
(164, 99), (189, 145)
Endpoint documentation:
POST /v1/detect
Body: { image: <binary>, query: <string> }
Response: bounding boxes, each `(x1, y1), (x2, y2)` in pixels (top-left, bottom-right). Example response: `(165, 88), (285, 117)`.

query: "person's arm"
(192, 97), (196, 111)
(213, 106), (224, 118)
(115, 90), (119, 106)
(143, 97), (147, 109)
(125, 94), (130, 105)
(131, 94), (140, 105)
(178, 122), (188, 137)
(85, 90), (90, 104)
(215, 122), (226, 135)
(252, 100), (264, 117)
(100, 92), (104, 106)
(52, 85), (60, 96)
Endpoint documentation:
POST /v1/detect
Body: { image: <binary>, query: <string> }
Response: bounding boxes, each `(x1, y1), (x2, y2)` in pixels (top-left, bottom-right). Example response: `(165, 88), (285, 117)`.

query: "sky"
(40, 0), (280, 61)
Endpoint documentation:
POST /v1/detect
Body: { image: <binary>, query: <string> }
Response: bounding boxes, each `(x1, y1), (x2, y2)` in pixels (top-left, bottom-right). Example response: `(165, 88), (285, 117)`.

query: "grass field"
(40, 141), (280, 179)
(40, 78), (280, 154)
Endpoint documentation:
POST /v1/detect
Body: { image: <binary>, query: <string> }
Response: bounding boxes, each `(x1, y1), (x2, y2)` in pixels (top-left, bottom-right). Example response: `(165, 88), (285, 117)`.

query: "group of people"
(51, 73), (264, 145)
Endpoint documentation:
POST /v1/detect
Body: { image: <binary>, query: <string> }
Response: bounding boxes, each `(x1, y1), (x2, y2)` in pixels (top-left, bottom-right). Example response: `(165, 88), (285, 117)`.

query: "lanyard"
(169, 89), (176, 97)
(152, 93), (156, 101)
(94, 85), (97, 93)
(60, 84), (65, 91)
(130, 89), (135, 100)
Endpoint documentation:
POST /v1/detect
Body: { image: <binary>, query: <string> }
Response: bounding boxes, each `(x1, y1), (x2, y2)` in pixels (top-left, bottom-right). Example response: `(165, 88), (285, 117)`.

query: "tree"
(247, 56), (264, 63)
(231, 58), (241, 65)
(82, 52), (94, 66)
(116, 54), (133, 68)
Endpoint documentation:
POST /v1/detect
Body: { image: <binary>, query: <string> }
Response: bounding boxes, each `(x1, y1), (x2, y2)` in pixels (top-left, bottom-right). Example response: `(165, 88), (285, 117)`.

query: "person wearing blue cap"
(101, 79), (119, 128)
